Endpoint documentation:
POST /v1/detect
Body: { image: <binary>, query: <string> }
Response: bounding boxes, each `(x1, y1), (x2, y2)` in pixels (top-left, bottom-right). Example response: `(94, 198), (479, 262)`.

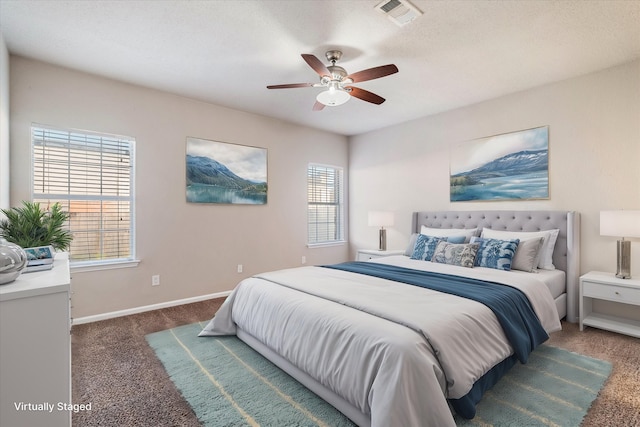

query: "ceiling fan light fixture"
(267, 50), (398, 109)
(316, 86), (350, 107)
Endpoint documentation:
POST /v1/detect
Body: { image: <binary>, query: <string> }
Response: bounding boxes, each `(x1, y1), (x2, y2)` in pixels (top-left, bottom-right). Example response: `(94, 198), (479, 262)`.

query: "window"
(32, 125), (135, 267)
(307, 164), (344, 245)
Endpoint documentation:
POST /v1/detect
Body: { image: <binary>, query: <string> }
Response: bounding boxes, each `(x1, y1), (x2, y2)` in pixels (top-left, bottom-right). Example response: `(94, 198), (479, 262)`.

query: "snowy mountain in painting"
(452, 149), (548, 181)
(186, 155), (266, 192)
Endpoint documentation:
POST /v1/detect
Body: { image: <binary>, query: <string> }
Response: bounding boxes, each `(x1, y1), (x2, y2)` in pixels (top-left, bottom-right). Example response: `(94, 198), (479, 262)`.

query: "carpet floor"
(72, 298), (640, 427)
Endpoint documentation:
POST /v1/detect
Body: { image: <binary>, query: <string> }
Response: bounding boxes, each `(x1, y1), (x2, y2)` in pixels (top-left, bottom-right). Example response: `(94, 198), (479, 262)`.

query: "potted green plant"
(0, 201), (73, 251)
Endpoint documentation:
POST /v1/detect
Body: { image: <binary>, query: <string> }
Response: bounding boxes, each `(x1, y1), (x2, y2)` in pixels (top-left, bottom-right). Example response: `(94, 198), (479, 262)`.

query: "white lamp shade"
(368, 211), (394, 227)
(600, 210), (640, 238)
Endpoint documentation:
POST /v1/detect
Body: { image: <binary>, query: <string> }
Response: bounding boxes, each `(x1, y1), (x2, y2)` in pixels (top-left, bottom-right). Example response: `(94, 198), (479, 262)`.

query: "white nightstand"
(579, 271), (640, 338)
(356, 249), (405, 261)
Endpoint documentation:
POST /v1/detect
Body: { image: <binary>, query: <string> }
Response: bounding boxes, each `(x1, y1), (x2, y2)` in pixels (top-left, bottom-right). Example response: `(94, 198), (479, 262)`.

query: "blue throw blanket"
(321, 261), (549, 418)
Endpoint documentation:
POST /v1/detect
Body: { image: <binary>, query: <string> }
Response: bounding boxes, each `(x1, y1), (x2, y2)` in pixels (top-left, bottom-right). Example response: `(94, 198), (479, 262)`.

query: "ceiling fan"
(266, 50), (399, 111)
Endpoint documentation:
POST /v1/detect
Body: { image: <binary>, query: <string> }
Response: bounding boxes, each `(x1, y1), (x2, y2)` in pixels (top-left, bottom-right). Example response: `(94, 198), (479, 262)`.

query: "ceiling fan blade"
(346, 86), (386, 105)
(347, 64), (398, 83)
(312, 101), (326, 111)
(302, 54), (331, 77)
(266, 83), (314, 89)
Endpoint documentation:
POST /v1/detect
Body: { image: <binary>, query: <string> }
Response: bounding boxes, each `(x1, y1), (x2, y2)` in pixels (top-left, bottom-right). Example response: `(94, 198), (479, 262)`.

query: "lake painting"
(450, 126), (549, 202)
(186, 138), (267, 204)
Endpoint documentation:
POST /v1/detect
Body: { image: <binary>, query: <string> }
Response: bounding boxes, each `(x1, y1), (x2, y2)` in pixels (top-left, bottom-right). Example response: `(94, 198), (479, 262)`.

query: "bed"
(200, 210), (581, 427)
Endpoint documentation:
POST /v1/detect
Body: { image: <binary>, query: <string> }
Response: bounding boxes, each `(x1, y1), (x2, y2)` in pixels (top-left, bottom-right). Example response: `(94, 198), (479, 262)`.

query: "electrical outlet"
(237, 264), (243, 273)
(151, 275), (160, 286)
(301, 256), (306, 264)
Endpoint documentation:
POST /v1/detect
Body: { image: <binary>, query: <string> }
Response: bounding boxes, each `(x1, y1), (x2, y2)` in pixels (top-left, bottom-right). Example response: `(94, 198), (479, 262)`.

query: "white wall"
(0, 34), (9, 210)
(350, 60), (640, 277)
(9, 56), (640, 319)
(9, 56), (349, 318)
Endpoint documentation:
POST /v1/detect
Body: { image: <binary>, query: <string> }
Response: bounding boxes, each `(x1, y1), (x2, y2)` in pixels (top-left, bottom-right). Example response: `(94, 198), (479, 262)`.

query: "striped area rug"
(147, 323), (354, 427)
(455, 344), (612, 427)
(146, 323), (611, 427)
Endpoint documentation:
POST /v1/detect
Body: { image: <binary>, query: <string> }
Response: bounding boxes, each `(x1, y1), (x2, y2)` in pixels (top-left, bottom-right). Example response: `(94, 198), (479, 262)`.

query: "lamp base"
(378, 228), (387, 251)
(615, 239), (631, 279)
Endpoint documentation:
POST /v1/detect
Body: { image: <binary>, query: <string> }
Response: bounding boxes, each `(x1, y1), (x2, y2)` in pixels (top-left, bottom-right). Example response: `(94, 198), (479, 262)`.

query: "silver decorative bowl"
(0, 238), (28, 285)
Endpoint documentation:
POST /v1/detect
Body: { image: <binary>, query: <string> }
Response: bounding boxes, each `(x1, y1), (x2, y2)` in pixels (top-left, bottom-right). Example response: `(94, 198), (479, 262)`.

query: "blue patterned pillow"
(410, 235), (446, 261)
(473, 237), (520, 271)
(431, 241), (480, 268)
(405, 234), (465, 256)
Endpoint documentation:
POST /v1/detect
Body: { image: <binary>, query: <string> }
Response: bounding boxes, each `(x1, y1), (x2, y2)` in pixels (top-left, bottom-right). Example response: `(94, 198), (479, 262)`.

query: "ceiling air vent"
(375, 0), (423, 27)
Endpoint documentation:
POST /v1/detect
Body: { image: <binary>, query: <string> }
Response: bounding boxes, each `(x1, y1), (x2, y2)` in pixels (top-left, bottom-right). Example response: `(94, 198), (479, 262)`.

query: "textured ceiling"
(1, 0), (639, 136)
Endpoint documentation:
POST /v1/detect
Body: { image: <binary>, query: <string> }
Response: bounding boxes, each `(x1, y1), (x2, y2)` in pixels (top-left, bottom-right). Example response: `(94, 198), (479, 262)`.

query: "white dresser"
(0, 253), (71, 427)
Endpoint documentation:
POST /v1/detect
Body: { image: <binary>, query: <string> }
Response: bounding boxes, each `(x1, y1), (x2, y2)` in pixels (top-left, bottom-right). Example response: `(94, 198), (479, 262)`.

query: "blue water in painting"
(187, 184), (267, 204)
(450, 171), (548, 201)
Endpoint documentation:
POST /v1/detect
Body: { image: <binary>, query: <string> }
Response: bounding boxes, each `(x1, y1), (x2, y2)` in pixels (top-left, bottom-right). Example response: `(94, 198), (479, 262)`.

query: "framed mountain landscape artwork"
(186, 137), (267, 204)
(450, 126), (549, 202)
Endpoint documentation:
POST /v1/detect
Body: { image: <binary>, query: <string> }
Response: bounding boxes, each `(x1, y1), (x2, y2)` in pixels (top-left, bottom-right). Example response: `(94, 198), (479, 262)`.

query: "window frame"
(307, 163), (346, 247)
(31, 124), (138, 271)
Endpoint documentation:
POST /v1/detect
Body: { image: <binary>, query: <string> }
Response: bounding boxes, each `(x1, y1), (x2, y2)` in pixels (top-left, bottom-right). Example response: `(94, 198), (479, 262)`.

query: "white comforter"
(200, 256), (561, 427)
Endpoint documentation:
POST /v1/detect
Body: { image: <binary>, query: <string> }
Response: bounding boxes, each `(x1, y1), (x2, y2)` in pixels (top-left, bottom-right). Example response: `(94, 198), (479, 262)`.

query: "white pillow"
(420, 226), (478, 243)
(480, 228), (560, 270)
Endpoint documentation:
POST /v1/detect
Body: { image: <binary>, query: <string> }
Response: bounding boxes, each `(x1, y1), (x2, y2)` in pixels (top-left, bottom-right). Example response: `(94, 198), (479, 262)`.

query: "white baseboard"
(72, 290), (231, 325)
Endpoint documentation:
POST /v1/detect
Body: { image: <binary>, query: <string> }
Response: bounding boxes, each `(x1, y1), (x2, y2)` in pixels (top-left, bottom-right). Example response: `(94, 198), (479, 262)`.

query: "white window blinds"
(32, 126), (135, 264)
(307, 164), (344, 245)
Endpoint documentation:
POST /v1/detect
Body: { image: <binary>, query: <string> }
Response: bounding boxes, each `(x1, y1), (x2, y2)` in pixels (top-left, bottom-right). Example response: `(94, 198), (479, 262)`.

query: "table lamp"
(368, 211), (394, 251)
(600, 210), (640, 279)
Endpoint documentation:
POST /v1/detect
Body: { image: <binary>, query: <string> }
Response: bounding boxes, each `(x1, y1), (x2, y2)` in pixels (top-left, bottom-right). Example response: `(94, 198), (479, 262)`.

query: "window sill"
(71, 259), (140, 273)
(307, 241), (347, 249)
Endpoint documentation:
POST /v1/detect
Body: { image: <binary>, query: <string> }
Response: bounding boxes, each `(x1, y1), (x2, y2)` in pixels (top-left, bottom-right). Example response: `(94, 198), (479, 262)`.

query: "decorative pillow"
(410, 235), (446, 261)
(405, 233), (466, 256)
(445, 235), (466, 244)
(420, 226), (479, 243)
(431, 241), (479, 268)
(511, 237), (544, 272)
(481, 228), (559, 270)
(472, 237), (520, 271)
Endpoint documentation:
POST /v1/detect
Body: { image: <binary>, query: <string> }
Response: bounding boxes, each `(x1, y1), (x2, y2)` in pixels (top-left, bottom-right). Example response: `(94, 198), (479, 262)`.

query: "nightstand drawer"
(357, 252), (375, 261)
(356, 249), (404, 261)
(582, 281), (640, 305)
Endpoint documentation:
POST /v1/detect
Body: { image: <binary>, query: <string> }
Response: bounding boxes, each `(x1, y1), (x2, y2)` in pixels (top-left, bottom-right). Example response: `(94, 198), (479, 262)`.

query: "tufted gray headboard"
(412, 210), (581, 322)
